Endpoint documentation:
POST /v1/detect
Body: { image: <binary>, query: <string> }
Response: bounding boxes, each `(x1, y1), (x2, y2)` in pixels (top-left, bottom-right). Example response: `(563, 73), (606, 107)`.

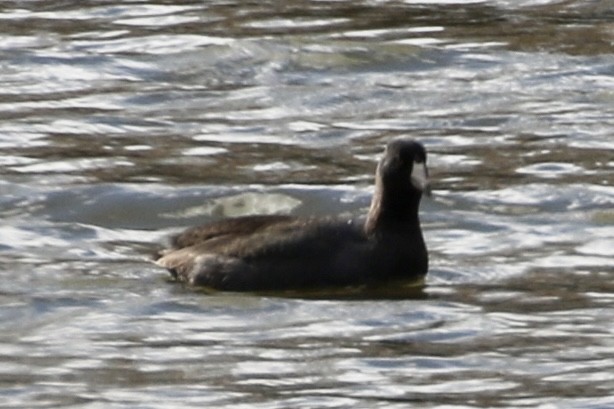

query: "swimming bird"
(155, 138), (430, 292)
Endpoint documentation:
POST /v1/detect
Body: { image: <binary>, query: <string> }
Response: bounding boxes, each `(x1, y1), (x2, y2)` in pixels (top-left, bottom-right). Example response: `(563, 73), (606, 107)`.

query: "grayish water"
(1, 0), (613, 407)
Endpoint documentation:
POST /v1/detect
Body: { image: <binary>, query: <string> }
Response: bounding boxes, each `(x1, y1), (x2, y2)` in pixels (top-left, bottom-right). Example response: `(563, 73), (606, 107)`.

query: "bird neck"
(364, 184), (422, 236)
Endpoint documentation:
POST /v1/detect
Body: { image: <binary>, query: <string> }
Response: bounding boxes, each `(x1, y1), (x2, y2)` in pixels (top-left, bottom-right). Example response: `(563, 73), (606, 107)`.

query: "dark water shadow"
(166, 276), (429, 301)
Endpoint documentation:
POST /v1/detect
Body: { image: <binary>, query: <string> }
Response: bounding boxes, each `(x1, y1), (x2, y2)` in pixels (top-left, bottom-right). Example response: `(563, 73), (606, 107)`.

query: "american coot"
(155, 138), (430, 292)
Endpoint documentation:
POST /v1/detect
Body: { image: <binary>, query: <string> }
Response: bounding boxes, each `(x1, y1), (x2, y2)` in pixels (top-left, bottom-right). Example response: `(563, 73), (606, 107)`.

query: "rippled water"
(1, 0), (613, 407)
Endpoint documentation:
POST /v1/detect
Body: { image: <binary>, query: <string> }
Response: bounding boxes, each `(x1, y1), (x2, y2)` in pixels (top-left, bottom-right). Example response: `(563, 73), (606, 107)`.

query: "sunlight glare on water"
(0, 0), (613, 408)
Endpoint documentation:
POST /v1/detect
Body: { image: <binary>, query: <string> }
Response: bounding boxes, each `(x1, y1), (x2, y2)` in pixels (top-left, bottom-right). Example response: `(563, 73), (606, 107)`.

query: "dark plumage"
(155, 138), (430, 292)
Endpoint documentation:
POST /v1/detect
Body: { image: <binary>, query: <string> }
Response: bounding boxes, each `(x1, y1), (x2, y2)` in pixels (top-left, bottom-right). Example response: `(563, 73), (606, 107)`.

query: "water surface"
(1, 0), (613, 408)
